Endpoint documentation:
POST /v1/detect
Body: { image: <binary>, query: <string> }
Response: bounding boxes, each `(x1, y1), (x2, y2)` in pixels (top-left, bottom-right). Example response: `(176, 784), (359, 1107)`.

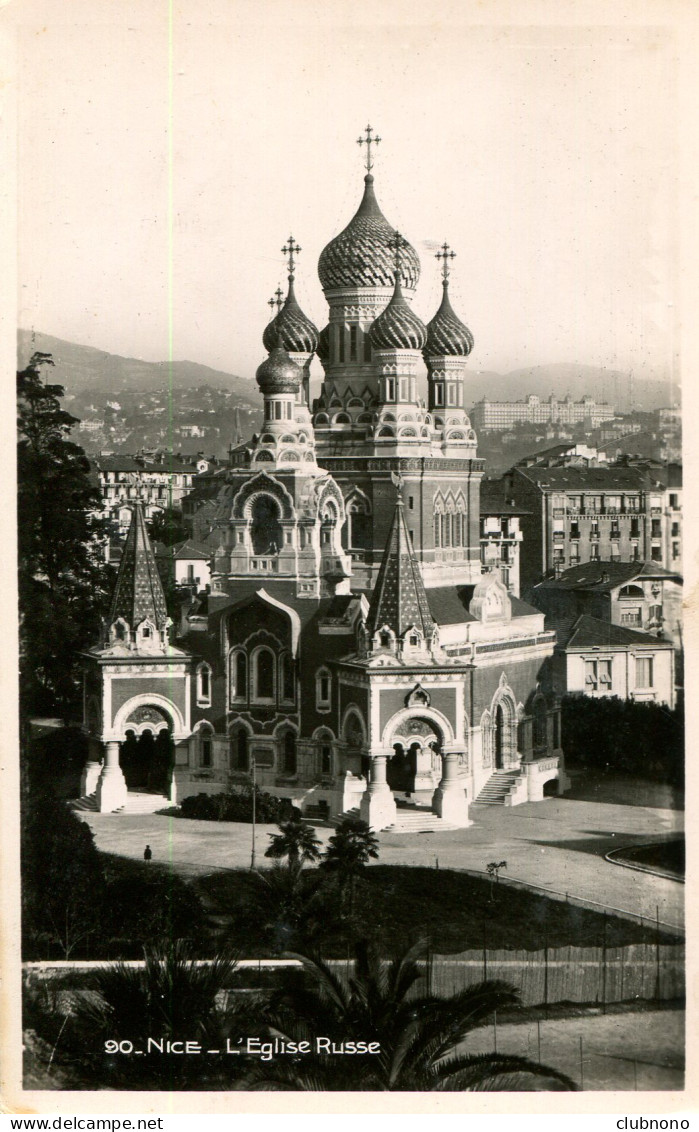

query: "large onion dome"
(316, 324), (330, 365)
(424, 279), (474, 357)
(262, 277), (319, 354)
(318, 175), (421, 292)
(256, 344), (303, 395)
(369, 277), (427, 351)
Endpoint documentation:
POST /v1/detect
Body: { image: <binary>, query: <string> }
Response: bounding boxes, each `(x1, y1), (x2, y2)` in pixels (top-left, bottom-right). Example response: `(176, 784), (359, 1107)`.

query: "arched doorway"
(120, 727), (173, 794)
(494, 704), (505, 769)
(387, 716), (443, 793)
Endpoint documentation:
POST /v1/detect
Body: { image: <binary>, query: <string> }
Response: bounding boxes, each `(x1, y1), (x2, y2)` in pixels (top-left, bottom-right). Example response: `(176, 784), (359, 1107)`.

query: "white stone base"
(431, 784), (471, 827)
(95, 766), (128, 812)
(359, 787), (397, 831)
(80, 761), (102, 797)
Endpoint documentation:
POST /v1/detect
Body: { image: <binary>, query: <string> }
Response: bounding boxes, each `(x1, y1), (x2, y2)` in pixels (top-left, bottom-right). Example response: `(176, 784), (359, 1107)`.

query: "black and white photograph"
(2, 0), (694, 1114)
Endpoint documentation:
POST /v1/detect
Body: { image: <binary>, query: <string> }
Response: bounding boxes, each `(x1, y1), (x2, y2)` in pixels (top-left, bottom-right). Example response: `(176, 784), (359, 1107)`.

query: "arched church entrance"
(119, 704), (175, 795)
(494, 704), (505, 769)
(387, 716), (442, 794)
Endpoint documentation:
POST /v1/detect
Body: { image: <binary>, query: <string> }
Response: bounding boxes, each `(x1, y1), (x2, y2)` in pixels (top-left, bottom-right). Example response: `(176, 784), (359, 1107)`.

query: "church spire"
(366, 494), (436, 651)
(108, 500), (170, 639)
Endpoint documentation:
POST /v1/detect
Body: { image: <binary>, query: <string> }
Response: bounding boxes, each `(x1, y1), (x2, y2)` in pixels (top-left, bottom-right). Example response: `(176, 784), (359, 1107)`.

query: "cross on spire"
(357, 124), (381, 174)
(388, 230), (408, 276)
(436, 241), (456, 283)
(268, 287), (284, 315)
(281, 236), (301, 278)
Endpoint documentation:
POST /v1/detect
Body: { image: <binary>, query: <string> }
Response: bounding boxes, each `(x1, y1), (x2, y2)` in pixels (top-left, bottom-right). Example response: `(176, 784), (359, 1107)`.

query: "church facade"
(80, 133), (569, 828)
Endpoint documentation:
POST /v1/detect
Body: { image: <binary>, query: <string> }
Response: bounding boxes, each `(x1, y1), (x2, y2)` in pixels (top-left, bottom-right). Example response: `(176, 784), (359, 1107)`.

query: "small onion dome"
(318, 175), (421, 292)
(255, 344), (303, 395)
(369, 277), (427, 351)
(424, 279), (474, 357)
(316, 324), (330, 365)
(262, 277), (319, 354)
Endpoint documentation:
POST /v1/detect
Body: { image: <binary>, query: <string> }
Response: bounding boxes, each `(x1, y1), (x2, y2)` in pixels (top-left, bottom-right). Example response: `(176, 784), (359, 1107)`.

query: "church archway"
(250, 495), (283, 555)
(120, 726), (173, 794)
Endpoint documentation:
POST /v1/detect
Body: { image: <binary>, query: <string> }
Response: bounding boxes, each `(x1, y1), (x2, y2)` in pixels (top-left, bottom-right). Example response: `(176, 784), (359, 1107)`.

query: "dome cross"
(268, 287), (284, 315)
(281, 236), (301, 278)
(357, 124), (381, 174)
(436, 241), (456, 283)
(388, 230), (409, 276)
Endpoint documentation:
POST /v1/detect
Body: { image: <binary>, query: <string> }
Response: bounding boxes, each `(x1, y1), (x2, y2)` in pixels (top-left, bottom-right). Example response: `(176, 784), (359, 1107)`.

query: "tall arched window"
(197, 663), (212, 706)
(254, 648), (275, 702)
(230, 728), (248, 771)
(533, 696), (548, 750)
(282, 731), (297, 775)
(280, 653), (295, 703)
(343, 495), (371, 551)
(250, 495), (283, 556)
(199, 726), (214, 768)
(316, 666), (332, 711)
(230, 651), (247, 702)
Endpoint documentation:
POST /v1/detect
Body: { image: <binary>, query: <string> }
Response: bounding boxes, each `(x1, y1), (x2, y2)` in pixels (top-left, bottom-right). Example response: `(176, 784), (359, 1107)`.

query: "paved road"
(464, 1007), (684, 1091)
(78, 777), (684, 930)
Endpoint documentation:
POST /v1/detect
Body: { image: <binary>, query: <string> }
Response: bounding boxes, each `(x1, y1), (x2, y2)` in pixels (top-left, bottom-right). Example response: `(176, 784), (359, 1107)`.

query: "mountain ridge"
(18, 330), (679, 413)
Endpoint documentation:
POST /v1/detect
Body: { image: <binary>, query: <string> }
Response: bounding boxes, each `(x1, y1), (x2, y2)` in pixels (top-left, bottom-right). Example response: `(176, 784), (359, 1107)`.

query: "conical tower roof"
(318, 175), (421, 292)
(424, 278), (474, 357)
(108, 502), (170, 630)
(262, 276), (319, 354)
(369, 276), (427, 351)
(367, 499), (435, 640)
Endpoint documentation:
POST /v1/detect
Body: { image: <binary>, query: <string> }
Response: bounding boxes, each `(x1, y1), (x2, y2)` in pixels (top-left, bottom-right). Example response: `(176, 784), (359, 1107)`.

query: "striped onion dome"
(262, 277), (319, 354)
(316, 324), (330, 365)
(424, 279), (474, 357)
(318, 175), (421, 292)
(369, 277), (427, 351)
(255, 344), (303, 395)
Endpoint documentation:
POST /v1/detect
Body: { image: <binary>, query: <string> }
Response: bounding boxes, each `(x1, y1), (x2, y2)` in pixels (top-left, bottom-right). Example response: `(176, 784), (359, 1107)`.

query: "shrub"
(179, 786), (300, 824)
(561, 694), (684, 786)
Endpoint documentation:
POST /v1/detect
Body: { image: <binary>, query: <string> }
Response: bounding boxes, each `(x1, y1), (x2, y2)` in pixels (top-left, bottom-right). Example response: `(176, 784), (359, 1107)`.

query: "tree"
(247, 938), (576, 1091)
(221, 864), (340, 954)
(25, 940), (255, 1089)
(17, 352), (114, 720)
(265, 820), (323, 871)
(320, 817), (379, 918)
(486, 861), (507, 901)
(148, 505), (187, 547)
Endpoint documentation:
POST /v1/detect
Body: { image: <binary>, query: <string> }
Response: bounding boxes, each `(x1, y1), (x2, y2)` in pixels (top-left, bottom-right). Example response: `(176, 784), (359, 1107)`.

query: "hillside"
(17, 330), (258, 405)
(466, 364), (679, 414)
(18, 331), (679, 416)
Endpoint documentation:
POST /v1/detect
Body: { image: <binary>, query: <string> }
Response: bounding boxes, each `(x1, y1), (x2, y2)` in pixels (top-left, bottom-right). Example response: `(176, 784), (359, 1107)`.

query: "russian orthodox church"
(80, 130), (569, 828)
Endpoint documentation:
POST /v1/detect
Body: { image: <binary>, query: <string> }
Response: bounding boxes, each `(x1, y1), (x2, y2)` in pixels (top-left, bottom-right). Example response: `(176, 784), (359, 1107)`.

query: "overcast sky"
(14, 0), (681, 388)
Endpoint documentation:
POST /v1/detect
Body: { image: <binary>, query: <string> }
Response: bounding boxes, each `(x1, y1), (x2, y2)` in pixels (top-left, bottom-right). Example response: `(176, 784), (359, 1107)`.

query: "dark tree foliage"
(561, 694), (684, 786)
(148, 505), (187, 547)
(179, 787), (300, 824)
(17, 352), (114, 720)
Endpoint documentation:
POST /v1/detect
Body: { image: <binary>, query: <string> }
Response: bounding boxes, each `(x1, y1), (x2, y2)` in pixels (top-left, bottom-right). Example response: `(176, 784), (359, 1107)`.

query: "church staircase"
(473, 769), (524, 806)
(69, 790), (170, 815)
(339, 802), (459, 834)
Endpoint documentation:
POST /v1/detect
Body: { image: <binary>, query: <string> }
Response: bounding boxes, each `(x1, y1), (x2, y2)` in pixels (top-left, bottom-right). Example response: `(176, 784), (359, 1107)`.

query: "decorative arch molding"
(111, 693), (188, 742)
(254, 589), (302, 656)
(192, 719), (215, 734)
(341, 705), (367, 748)
(315, 477), (346, 524)
(229, 472), (295, 521)
(272, 718), (300, 738)
(344, 485), (372, 513)
(227, 717), (255, 737)
(312, 725), (337, 741)
(381, 705), (455, 750)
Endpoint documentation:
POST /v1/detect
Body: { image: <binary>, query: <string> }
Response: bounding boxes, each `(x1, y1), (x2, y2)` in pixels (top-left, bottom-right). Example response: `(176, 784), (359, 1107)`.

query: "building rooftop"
(564, 614), (674, 651)
(536, 561), (682, 594)
(480, 480), (531, 515)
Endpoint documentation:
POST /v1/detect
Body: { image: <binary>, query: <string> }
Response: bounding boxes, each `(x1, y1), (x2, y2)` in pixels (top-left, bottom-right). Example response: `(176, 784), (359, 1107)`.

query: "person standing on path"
(144, 844), (152, 862)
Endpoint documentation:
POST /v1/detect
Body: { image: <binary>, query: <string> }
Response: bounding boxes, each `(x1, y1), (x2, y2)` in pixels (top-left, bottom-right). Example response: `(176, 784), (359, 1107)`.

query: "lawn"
(611, 838), (684, 879)
(194, 864), (681, 957)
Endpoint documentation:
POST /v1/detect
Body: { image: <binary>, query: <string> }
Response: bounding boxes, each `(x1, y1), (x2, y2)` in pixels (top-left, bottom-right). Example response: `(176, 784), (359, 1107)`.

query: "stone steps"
(473, 770), (523, 805)
(69, 790), (170, 815)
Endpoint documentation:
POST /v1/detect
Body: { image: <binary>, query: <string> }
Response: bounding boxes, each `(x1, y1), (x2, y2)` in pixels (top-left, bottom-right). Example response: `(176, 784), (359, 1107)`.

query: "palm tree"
(56, 940), (255, 1089)
(265, 820), (322, 870)
(228, 863), (340, 954)
(320, 816), (379, 918)
(246, 939), (576, 1091)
